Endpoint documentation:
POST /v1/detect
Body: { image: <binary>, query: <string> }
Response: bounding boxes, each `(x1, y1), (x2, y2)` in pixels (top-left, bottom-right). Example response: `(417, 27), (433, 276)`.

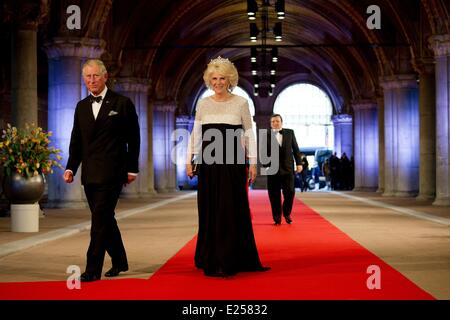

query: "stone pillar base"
(353, 187), (378, 192)
(119, 193), (140, 199)
(155, 188), (178, 193)
(394, 191), (418, 197)
(119, 191), (157, 199)
(139, 191), (157, 198)
(11, 204), (39, 232)
(432, 197), (450, 206)
(43, 200), (88, 209)
(416, 193), (435, 201)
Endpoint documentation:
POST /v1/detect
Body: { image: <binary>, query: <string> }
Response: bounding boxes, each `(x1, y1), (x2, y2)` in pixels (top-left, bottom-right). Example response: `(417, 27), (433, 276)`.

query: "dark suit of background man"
(266, 114), (302, 225)
(64, 59), (140, 282)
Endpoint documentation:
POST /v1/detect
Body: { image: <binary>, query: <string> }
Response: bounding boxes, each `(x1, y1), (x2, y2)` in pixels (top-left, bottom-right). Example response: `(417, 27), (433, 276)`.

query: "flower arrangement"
(0, 123), (63, 178)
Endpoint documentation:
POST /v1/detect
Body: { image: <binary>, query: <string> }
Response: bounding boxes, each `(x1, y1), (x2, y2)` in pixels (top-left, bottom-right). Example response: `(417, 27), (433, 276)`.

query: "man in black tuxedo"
(64, 59), (140, 282)
(266, 114), (302, 225)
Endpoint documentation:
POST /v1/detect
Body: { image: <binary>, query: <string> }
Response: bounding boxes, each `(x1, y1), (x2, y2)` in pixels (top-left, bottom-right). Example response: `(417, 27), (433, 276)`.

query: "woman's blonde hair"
(203, 56), (238, 91)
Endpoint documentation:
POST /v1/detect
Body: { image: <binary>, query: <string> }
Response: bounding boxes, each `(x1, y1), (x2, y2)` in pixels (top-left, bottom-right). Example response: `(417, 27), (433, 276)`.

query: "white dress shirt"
(91, 86), (108, 119)
(273, 129), (283, 146)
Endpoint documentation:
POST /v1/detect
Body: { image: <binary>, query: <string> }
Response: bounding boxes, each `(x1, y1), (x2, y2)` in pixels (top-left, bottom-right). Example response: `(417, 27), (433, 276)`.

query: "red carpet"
(0, 191), (434, 300)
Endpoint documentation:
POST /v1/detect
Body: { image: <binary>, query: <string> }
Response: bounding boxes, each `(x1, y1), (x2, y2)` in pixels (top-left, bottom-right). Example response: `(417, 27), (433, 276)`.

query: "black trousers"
(84, 183), (127, 277)
(267, 173), (295, 222)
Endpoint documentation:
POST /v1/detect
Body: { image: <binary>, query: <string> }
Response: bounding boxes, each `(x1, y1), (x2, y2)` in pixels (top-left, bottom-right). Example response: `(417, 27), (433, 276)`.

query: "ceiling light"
(247, 0), (258, 20)
(273, 22), (282, 41)
(275, 0), (285, 20)
(250, 23), (259, 42)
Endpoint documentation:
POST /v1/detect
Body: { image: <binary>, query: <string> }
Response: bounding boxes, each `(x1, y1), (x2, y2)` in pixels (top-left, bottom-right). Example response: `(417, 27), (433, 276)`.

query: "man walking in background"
(266, 114), (303, 225)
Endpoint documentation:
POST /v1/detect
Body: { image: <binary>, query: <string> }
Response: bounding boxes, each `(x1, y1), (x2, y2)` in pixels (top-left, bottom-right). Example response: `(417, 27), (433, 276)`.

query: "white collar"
(90, 86), (108, 99)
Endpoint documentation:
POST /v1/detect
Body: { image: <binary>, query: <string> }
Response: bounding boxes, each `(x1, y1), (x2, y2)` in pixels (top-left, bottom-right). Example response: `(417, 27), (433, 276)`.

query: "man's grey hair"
(82, 59), (107, 76)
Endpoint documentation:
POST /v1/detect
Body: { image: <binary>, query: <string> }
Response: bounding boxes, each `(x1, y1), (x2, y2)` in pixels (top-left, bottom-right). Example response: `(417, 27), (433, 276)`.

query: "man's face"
(270, 116), (283, 130)
(83, 64), (107, 96)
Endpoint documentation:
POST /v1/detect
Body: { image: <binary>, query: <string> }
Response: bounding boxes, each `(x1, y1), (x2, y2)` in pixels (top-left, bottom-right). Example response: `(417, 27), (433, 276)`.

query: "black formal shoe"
(274, 221), (281, 226)
(80, 272), (100, 282)
(285, 216), (293, 224)
(104, 266), (129, 277)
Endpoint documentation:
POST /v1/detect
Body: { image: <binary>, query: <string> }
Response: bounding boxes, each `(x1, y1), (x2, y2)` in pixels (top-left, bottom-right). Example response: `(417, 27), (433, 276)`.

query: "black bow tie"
(89, 95), (103, 103)
(276, 130), (283, 134)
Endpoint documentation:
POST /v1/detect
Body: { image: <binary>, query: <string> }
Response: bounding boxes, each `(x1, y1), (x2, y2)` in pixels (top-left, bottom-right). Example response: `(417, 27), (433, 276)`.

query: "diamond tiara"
(208, 56), (234, 66)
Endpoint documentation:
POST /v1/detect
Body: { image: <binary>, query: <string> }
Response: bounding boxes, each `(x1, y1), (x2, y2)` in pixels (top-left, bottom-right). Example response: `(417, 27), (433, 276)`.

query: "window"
(273, 83), (334, 149)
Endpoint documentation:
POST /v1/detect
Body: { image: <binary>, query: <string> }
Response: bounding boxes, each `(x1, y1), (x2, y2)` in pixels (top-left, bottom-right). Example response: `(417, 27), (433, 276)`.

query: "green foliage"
(0, 123), (63, 178)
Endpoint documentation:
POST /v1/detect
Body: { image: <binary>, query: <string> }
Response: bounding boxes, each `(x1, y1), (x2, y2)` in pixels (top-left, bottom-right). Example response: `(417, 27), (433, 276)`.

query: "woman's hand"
(186, 163), (194, 178)
(249, 164), (257, 183)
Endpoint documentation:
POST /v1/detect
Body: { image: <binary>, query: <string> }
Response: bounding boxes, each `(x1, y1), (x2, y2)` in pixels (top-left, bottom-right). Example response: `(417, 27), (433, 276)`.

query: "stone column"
(153, 101), (177, 192)
(147, 101), (156, 195)
(113, 78), (151, 198)
(252, 114), (272, 190)
(353, 102), (379, 192)
(381, 75), (419, 197)
(332, 114), (353, 157)
(376, 96), (385, 193)
(413, 59), (436, 200)
(10, 1), (45, 129)
(175, 115), (194, 190)
(44, 37), (105, 208)
(429, 35), (450, 206)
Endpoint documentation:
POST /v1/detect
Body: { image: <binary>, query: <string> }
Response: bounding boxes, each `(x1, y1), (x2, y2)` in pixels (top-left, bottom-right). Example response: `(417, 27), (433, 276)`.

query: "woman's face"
(210, 72), (229, 95)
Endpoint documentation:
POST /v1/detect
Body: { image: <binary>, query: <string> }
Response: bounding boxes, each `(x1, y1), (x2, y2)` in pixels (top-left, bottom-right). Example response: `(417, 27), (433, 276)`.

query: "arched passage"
(273, 83), (334, 151)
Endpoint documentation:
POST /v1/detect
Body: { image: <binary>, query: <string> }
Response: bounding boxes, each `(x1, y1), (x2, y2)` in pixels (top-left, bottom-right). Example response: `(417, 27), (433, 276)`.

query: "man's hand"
(249, 164), (257, 183)
(63, 170), (74, 183)
(296, 165), (303, 174)
(124, 174), (137, 186)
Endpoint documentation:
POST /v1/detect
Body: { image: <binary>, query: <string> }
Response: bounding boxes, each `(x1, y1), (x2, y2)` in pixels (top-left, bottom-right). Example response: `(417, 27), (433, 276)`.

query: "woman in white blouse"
(186, 56), (269, 277)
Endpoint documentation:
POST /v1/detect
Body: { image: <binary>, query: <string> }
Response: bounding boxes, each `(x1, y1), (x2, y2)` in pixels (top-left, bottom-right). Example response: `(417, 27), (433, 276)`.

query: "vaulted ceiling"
(5, 0), (450, 117)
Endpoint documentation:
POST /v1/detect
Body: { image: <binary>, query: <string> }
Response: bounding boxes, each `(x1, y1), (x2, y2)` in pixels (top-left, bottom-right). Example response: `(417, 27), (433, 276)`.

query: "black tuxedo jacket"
(266, 128), (302, 175)
(66, 89), (140, 185)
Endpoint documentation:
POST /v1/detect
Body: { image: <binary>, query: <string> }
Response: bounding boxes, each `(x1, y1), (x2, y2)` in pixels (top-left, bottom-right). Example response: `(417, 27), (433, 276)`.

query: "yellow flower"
(0, 123), (63, 178)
